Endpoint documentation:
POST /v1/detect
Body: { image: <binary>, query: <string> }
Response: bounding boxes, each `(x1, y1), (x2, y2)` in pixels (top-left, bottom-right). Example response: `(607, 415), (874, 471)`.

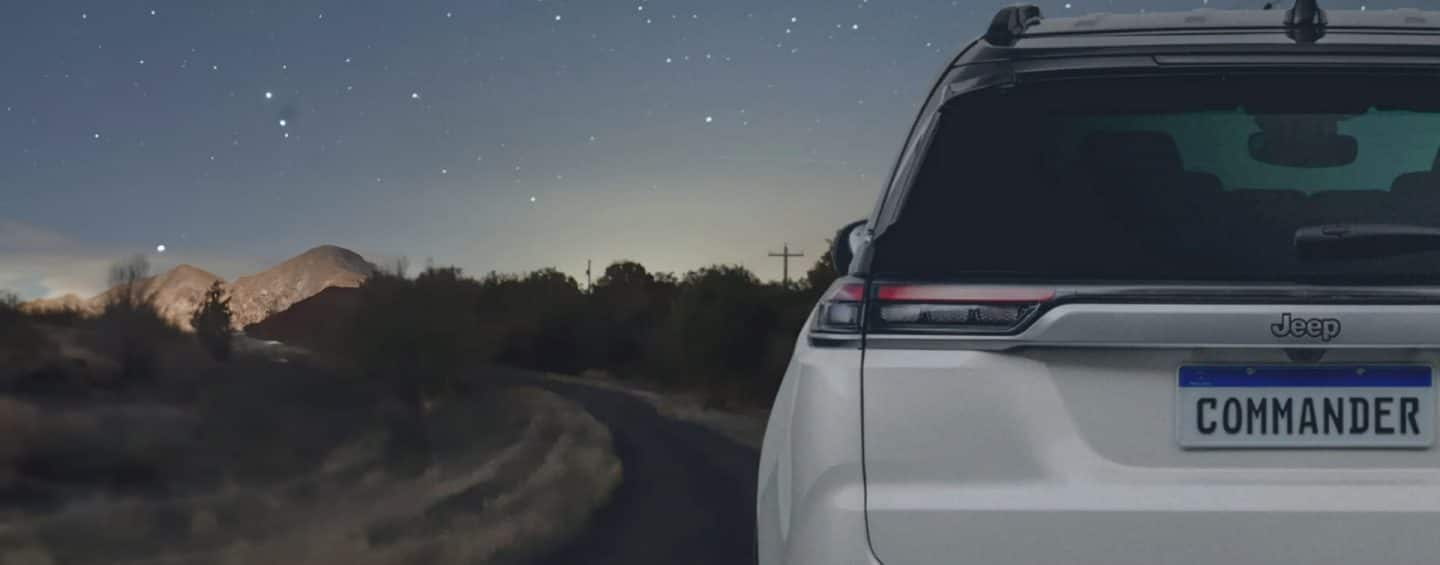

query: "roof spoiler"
(985, 4), (1044, 47)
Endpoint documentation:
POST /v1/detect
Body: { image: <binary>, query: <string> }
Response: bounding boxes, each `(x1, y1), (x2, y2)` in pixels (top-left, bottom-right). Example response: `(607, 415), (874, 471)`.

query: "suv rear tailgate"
(862, 303), (1440, 565)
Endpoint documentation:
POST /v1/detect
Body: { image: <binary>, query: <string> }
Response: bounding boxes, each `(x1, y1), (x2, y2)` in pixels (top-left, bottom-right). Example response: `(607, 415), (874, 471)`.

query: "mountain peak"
(228, 245), (376, 327)
(165, 264), (221, 281)
(298, 244), (362, 259)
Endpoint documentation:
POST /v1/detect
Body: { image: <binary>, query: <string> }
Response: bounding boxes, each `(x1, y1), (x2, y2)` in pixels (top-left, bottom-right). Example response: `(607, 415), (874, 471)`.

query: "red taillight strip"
(826, 282), (866, 302)
(875, 284), (1056, 304)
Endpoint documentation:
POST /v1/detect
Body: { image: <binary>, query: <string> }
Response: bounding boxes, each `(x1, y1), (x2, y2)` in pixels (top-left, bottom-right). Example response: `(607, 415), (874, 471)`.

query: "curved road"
(496, 369), (761, 565)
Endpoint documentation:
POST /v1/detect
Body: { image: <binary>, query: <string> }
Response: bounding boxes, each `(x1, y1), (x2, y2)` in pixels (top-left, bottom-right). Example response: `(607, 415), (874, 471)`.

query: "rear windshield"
(873, 74), (1440, 284)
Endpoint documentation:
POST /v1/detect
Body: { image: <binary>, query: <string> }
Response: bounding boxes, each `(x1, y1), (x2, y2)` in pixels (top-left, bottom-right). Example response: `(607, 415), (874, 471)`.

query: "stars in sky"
(3, 0), (1194, 289)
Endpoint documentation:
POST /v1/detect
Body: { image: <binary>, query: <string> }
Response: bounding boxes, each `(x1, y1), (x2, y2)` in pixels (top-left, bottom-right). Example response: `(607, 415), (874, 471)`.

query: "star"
(852, 24), (860, 30)
(530, 196), (537, 203)
(92, 132), (101, 140)
(264, 91), (273, 100)
(554, 14), (562, 21)
(705, 116), (714, 123)
(278, 119), (287, 127)
(411, 92), (421, 99)
(149, 9), (156, 16)
(441, 168), (448, 175)
(156, 244), (167, 253)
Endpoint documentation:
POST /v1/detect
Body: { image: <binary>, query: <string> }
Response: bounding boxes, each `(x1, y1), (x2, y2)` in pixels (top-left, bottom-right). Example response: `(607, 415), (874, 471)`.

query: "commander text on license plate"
(1176, 365), (1435, 449)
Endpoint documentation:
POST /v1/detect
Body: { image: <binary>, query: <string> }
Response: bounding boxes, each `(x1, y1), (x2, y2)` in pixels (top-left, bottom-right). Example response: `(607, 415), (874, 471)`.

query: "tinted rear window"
(873, 74), (1440, 284)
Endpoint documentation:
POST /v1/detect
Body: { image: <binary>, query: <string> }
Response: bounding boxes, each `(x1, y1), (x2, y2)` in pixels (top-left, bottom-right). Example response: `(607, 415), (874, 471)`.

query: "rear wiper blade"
(1295, 223), (1440, 262)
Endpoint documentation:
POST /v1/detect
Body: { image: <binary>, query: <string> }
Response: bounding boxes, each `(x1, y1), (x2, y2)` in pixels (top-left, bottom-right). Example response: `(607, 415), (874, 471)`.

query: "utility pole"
(585, 259), (593, 293)
(768, 243), (805, 287)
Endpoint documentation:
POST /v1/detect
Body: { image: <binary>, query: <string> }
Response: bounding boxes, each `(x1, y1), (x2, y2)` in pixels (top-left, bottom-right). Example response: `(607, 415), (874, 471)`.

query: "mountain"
(129, 264), (225, 328)
(20, 245), (375, 331)
(244, 286), (363, 351)
(227, 245), (375, 328)
(20, 293), (92, 315)
(24, 264), (223, 329)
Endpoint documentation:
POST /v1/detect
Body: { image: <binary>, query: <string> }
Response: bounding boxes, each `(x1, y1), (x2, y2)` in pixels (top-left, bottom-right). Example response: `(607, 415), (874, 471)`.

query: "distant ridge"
(228, 245), (375, 328)
(21, 245), (376, 331)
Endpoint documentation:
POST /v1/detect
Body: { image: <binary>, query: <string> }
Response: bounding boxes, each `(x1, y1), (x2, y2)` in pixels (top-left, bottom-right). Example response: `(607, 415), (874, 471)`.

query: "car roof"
(1027, 8), (1440, 37)
(963, 8), (1440, 54)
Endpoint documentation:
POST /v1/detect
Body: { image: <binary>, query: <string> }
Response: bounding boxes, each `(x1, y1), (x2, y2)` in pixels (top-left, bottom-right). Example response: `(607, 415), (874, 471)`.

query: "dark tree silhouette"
(803, 239), (841, 294)
(191, 281), (233, 361)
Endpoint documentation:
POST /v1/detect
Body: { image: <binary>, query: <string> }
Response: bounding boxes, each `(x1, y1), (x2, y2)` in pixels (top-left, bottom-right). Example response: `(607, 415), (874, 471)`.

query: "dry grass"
(0, 386), (620, 565)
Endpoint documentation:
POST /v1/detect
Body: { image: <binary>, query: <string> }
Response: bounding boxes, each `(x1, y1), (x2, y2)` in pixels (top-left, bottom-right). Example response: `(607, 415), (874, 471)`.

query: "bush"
(89, 255), (184, 385)
(647, 266), (777, 388)
(324, 254), (828, 409)
(91, 301), (183, 386)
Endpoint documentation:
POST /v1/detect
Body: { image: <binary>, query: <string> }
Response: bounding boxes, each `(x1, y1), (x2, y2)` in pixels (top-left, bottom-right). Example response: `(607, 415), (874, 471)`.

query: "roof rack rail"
(985, 4), (1044, 47)
(1284, 0), (1327, 43)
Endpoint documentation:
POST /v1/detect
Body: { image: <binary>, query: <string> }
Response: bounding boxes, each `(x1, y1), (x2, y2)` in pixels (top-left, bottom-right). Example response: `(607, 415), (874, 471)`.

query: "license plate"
(1176, 365), (1435, 449)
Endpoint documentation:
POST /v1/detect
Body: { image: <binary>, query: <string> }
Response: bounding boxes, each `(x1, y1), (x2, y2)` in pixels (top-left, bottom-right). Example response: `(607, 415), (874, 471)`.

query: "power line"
(767, 243), (805, 287)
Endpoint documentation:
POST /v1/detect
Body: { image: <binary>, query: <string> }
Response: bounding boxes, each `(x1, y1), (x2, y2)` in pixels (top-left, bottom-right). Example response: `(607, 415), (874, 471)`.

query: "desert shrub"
(588, 261), (675, 371)
(89, 256), (184, 385)
(91, 301), (183, 385)
(343, 266), (493, 467)
(476, 269), (589, 373)
(647, 265), (778, 386)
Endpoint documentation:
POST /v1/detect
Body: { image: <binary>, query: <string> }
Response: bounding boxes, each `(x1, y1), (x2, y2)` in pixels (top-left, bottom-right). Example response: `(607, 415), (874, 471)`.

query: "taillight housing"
(870, 284), (1054, 334)
(812, 277), (866, 334)
(811, 280), (1056, 335)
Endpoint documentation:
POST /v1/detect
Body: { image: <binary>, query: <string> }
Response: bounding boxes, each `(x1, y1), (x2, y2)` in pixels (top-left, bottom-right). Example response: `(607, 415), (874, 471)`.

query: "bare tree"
(106, 254), (152, 312)
(386, 256), (410, 279)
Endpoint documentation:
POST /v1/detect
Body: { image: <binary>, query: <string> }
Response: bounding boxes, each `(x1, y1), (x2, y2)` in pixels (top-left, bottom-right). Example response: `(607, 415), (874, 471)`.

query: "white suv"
(757, 3), (1440, 564)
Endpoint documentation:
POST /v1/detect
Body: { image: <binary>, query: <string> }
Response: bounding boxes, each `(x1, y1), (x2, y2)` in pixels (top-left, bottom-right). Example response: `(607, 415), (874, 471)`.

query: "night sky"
(0, 0), (1405, 298)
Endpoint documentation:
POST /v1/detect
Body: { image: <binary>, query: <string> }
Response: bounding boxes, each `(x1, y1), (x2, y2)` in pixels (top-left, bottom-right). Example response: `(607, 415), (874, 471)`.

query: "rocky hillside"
(243, 286), (363, 352)
(22, 264), (224, 329)
(21, 245), (375, 331)
(228, 245), (375, 328)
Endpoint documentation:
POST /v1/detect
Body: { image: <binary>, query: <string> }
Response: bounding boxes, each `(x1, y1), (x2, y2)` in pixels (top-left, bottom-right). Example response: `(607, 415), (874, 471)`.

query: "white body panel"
(755, 322), (878, 565)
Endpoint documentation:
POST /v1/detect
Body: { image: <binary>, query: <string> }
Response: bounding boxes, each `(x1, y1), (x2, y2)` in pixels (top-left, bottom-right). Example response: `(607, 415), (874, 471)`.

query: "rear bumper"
(867, 497), (1440, 565)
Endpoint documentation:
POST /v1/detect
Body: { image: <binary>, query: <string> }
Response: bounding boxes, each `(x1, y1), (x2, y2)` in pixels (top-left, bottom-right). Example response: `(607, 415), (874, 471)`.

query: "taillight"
(871, 284), (1054, 334)
(812, 278), (866, 333)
